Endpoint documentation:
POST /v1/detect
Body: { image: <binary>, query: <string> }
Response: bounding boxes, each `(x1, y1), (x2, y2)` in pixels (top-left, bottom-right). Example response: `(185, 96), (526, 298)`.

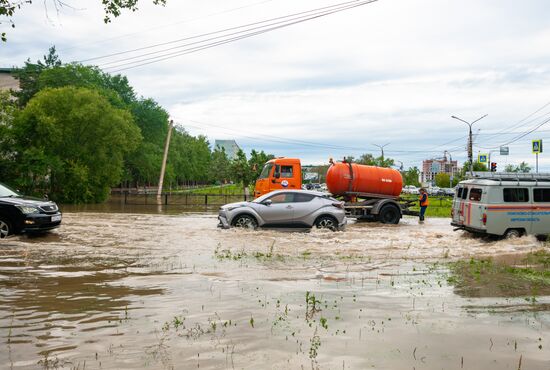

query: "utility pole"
(451, 114), (487, 176)
(157, 119), (173, 200)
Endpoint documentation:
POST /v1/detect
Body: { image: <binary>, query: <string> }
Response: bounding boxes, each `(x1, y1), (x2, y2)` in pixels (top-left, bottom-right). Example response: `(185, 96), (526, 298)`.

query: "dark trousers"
(419, 206), (427, 221)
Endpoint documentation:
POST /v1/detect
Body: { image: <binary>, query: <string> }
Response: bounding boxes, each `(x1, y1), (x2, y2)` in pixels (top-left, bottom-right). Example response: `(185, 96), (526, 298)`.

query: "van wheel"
(315, 216), (337, 231)
(232, 215), (258, 230)
(378, 205), (401, 224)
(0, 218), (11, 239)
(504, 229), (522, 239)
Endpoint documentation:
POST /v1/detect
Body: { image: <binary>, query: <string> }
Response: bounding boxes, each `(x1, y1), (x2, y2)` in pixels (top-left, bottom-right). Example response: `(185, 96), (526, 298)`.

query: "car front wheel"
(0, 218), (11, 239)
(232, 215), (258, 230)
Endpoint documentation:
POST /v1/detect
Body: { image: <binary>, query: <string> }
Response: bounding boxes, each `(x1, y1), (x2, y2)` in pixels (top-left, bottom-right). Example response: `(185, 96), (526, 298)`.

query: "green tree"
(10, 86), (141, 202)
(0, 90), (17, 179)
(1, 0), (167, 42)
(356, 153), (395, 168)
(12, 46), (62, 106)
(504, 162), (531, 173)
(402, 167), (420, 187)
(231, 149), (252, 191)
(209, 147), (231, 184)
(435, 173), (450, 188)
(248, 149), (275, 181)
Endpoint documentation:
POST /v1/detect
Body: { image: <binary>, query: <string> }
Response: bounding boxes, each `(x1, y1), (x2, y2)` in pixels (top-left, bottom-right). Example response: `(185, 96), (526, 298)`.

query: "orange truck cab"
(254, 158), (302, 198)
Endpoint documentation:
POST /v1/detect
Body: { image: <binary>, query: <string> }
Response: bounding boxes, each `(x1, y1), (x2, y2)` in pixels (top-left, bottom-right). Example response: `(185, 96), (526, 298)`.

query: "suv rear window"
(534, 188), (550, 202)
(503, 188), (529, 202)
(294, 193), (315, 202)
(469, 188), (482, 201)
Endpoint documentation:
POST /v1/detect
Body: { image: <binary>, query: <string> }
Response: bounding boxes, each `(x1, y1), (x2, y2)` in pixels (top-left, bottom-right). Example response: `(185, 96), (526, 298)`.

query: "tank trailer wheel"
(378, 205), (401, 224)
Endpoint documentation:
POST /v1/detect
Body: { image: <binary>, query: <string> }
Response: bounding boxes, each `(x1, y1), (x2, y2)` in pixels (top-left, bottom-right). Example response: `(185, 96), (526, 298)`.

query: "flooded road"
(0, 212), (549, 369)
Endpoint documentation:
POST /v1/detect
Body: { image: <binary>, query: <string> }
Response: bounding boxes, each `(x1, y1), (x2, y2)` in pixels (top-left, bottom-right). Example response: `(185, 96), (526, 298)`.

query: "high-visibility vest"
(419, 193), (429, 207)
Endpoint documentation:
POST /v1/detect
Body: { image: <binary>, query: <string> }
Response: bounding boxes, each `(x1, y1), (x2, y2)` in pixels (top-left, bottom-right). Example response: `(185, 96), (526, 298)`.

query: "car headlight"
(16, 206), (40, 214)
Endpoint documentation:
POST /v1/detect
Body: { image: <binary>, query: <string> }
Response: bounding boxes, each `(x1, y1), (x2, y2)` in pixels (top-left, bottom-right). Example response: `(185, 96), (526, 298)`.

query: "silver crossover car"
(218, 190), (347, 231)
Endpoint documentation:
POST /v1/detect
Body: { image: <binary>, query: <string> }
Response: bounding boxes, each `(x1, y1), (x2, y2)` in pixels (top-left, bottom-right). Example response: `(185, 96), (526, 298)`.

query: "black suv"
(0, 183), (62, 238)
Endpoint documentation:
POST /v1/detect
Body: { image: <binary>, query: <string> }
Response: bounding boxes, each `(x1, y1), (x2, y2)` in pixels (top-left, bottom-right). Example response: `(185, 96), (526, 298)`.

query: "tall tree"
(209, 147), (231, 184)
(356, 153), (395, 168)
(10, 86), (141, 202)
(402, 167), (420, 187)
(435, 173), (450, 188)
(12, 46), (62, 106)
(248, 149), (275, 180)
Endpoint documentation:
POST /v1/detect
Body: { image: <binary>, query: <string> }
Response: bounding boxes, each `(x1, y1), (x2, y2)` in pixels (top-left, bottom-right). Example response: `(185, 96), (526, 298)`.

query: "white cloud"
(2, 0), (550, 169)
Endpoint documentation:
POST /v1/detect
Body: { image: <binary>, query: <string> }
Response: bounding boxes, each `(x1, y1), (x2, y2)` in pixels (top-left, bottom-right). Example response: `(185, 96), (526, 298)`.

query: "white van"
(451, 173), (550, 238)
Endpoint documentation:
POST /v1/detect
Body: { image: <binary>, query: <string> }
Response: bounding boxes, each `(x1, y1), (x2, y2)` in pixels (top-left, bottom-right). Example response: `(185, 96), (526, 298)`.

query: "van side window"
(281, 166), (293, 178)
(461, 188), (468, 200)
(469, 188), (482, 201)
(503, 188), (529, 202)
(457, 188), (463, 198)
(534, 188), (550, 202)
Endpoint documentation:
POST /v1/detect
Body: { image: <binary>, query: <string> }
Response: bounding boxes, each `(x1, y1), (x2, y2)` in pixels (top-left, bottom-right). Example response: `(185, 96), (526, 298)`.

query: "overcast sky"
(2, 0), (550, 170)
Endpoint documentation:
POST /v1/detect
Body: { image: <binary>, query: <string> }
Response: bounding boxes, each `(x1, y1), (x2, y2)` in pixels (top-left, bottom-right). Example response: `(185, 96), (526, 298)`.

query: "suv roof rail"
(467, 172), (550, 181)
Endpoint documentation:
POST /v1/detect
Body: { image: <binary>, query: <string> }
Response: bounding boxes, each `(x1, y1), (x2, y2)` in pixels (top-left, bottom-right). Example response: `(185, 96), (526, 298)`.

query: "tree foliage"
(402, 166), (420, 187)
(3, 47), (274, 202)
(504, 162), (531, 173)
(1, 0), (167, 42)
(434, 173), (450, 188)
(9, 86), (141, 202)
(356, 153), (395, 168)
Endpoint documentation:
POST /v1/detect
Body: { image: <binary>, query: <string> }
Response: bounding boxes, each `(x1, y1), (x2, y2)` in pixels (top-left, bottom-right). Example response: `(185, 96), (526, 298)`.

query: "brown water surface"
(0, 212), (548, 369)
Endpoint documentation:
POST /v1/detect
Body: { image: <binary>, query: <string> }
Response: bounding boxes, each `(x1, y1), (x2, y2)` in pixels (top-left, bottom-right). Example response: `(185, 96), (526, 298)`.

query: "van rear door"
(464, 187), (486, 230)
(532, 187), (550, 236)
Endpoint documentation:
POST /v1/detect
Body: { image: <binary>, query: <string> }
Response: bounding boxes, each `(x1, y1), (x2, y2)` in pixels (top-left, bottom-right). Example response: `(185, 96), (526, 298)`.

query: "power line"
(81, 0), (368, 63)
(93, 0), (378, 72)
(60, 0), (275, 53)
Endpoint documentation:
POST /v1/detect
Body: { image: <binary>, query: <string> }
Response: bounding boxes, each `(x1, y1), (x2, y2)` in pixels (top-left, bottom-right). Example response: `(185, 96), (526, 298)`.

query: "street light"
(444, 150), (454, 187)
(451, 114), (487, 175)
(372, 142), (390, 159)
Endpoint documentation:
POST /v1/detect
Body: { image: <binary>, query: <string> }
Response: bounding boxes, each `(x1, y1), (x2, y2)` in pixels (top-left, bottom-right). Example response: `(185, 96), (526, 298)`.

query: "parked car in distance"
(442, 187), (455, 196)
(218, 190), (347, 231)
(402, 185), (419, 194)
(0, 183), (62, 238)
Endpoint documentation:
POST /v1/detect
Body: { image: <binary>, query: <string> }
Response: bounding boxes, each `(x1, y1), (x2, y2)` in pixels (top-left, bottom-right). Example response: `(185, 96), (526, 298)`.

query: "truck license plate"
(51, 215), (62, 222)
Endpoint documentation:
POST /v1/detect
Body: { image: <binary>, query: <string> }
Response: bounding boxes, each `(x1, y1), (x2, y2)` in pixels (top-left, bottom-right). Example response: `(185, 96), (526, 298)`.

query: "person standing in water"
(419, 188), (429, 222)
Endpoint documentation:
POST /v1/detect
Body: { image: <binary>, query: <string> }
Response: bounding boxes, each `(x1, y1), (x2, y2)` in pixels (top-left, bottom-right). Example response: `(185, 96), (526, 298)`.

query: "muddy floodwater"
(1, 210), (549, 369)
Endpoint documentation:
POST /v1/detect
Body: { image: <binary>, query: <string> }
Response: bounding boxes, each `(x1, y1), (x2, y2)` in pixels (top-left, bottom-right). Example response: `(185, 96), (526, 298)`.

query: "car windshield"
(0, 183), (19, 197)
(258, 164), (273, 179)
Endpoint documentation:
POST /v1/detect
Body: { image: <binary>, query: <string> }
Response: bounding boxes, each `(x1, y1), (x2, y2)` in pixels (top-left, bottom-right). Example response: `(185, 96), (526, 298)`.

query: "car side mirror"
(263, 199), (272, 206)
(274, 173), (280, 179)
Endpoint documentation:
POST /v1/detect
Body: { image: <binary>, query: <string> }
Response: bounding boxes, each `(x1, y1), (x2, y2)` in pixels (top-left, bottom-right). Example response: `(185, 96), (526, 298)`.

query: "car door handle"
(286, 205), (293, 209)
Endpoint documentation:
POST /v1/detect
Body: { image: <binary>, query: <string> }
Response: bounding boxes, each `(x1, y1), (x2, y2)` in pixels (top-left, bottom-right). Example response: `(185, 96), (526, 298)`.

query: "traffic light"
(490, 162), (497, 172)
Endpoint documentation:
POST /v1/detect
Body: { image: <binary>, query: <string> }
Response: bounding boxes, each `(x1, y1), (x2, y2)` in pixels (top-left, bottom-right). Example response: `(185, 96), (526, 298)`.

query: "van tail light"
(332, 202), (344, 209)
(482, 213), (487, 225)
